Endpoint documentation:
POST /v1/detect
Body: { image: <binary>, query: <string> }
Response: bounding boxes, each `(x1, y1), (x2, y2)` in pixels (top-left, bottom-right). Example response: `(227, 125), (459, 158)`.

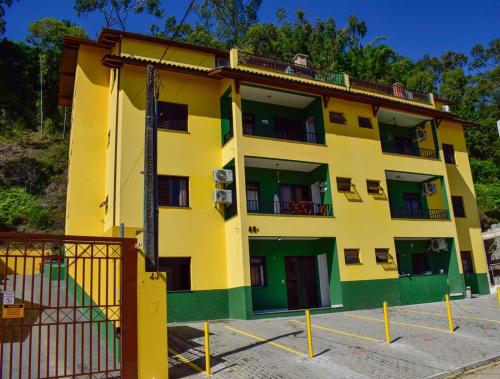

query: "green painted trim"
(66, 274), (120, 360)
(464, 273), (490, 295)
(42, 262), (66, 280)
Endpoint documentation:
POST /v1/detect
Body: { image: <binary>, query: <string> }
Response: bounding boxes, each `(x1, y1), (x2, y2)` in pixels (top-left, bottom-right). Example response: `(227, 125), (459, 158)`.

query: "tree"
(26, 18), (86, 133)
(0, 0), (16, 35)
(75, 0), (163, 30)
(197, 0), (262, 48)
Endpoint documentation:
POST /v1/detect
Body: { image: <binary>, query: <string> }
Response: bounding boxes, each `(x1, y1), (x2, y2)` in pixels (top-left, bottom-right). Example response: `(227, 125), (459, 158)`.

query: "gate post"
(121, 239), (139, 379)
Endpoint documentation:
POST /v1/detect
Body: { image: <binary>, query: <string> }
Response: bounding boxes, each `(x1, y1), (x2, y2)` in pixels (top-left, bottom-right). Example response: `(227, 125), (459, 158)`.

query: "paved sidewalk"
(449, 359), (500, 378)
(168, 294), (500, 378)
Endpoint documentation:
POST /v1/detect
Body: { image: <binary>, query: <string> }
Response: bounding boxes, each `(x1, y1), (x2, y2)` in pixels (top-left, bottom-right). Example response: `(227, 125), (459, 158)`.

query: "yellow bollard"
(445, 294), (454, 333)
(383, 301), (391, 344)
(497, 288), (500, 305)
(204, 321), (212, 376)
(305, 309), (314, 359)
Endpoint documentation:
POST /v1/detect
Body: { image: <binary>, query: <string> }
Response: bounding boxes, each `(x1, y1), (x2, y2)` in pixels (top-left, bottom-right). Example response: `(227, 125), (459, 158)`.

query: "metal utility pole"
(143, 64), (159, 272)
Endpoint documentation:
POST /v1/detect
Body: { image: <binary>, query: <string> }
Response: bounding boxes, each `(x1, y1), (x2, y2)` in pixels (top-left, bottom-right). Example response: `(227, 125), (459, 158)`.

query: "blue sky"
(3, 0), (499, 60)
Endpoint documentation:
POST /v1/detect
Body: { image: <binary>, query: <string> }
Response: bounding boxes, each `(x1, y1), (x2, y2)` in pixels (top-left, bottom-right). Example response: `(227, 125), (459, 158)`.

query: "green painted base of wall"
(167, 287), (253, 323)
(341, 279), (401, 309)
(464, 273), (490, 295)
(43, 263), (66, 280)
(67, 275), (120, 360)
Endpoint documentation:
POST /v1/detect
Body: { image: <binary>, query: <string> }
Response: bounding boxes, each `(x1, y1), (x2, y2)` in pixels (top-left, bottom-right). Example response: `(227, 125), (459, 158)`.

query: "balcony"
(247, 200), (332, 216)
(237, 51), (345, 87)
(350, 77), (432, 105)
(245, 157), (333, 217)
(386, 170), (450, 221)
(240, 85), (326, 144)
(390, 207), (449, 220)
(378, 109), (440, 160)
(233, 50), (434, 106)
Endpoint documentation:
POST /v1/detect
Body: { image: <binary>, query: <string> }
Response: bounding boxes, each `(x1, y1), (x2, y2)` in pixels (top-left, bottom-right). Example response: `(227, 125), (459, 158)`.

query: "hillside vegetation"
(0, 2), (498, 233)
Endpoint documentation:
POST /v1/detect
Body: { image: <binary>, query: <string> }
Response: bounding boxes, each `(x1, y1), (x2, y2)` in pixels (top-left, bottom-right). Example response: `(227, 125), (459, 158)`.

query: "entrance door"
(317, 254), (331, 307)
(285, 256), (319, 310)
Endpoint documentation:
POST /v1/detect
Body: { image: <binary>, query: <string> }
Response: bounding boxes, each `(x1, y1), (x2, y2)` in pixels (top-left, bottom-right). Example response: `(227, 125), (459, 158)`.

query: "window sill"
(158, 128), (190, 135)
(159, 206), (191, 209)
(345, 263), (362, 266)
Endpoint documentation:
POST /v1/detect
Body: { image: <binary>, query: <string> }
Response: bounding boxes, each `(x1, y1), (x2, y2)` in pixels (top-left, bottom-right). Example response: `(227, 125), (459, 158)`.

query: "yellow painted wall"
(66, 45), (110, 236)
(117, 64), (228, 291)
(120, 37), (215, 68)
(439, 121), (488, 273)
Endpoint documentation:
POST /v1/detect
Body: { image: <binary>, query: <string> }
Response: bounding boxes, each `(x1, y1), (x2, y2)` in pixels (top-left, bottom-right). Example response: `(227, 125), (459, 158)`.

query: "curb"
(428, 354), (500, 378)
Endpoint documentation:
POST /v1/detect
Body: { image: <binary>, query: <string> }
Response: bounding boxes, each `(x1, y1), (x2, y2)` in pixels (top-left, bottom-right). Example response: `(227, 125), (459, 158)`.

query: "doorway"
(285, 256), (319, 310)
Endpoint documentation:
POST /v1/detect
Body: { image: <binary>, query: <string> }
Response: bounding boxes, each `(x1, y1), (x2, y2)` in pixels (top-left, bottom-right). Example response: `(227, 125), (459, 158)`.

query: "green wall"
(341, 279), (401, 309)
(249, 238), (340, 311)
(395, 239), (464, 301)
(387, 179), (429, 211)
(245, 165), (333, 212)
(241, 96), (325, 143)
(464, 273), (490, 295)
(379, 123), (417, 147)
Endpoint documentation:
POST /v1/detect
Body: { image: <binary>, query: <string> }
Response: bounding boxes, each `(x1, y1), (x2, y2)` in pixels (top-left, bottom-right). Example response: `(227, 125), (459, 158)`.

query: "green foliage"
(75, 0), (163, 30)
(0, 187), (51, 231)
(197, 0), (262, 48)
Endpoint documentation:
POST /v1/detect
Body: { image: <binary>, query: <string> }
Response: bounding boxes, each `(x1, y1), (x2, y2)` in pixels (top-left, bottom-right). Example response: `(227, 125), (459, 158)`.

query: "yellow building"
(60, 29), (489, 323)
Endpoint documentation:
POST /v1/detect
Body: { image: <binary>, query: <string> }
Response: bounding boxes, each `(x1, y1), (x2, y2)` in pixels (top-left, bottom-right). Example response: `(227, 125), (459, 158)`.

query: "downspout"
(112, 37), (122, 228)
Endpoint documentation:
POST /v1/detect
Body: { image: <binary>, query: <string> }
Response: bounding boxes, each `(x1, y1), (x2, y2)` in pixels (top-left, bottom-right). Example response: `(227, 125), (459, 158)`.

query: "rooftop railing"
(350, 77), (432, 105)
(234, 50), (434, 106)
(237, 51), (345, 87)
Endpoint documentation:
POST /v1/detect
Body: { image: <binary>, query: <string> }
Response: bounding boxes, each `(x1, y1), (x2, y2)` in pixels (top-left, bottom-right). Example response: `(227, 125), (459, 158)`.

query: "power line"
(158, 0), (197, 63)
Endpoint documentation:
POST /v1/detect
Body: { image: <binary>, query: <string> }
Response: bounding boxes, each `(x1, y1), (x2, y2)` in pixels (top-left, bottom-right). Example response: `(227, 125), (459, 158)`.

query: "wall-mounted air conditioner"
(214, 189), (233, 205)
(422, 182), (437, 195)
(430, 239), (447, 251)
(213, 169), (233, 184)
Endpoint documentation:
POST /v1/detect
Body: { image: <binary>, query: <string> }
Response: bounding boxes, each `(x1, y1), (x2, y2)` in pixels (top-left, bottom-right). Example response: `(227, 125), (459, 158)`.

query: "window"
(358, 117), (372, 129)
(158, 176), (189, 207)
(367, 180), (381, 194)
(460, 251), (474, 274)
(243, 114), (255, 135)
(344, 249), (360, 264)
(375, 248), (389, 263)
(336, 177), (351, 192)
(246, 182), (260, 212)
(451, 196), (465, 217)
(158, 258), (191, 291)
(329, 112), (346, 124)
(412, 253), (430, 275)
(250, 257), (266, 286)
(403, 193), (422, 217)
(442, 144), (456, 164)
(158, 102), (188, 131)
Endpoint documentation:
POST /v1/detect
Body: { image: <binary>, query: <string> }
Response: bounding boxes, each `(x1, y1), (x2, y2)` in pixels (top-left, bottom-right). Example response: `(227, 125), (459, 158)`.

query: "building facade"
(60, 29), (489, 323)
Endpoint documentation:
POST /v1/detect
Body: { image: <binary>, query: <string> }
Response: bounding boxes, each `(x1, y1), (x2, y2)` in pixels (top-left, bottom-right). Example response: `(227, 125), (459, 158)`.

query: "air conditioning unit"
(415, 128), (427, 142)
(214, 189), (233, 205)
(430, 239), (447, 252)
(213, 169), (233, 184)
(442, 105), (451, 113)
(422, 182), (437, 195)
